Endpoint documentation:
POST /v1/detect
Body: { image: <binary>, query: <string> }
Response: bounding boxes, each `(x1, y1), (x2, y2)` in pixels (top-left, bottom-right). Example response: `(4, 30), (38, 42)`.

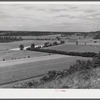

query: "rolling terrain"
(0, 54), (91, 85)
(44, 43), (100, 53)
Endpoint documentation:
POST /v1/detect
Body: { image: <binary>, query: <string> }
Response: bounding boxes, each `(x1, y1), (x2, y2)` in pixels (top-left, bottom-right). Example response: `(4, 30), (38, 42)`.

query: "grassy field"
(0, 40), (53, 51)
(0, 55), (91, 86)
(44, 43), (100, 53)
(0, 39), (52, 61)
(0, 36), (98, 87)
(0, 50), (49, 61)
(2, 58), (100, 89)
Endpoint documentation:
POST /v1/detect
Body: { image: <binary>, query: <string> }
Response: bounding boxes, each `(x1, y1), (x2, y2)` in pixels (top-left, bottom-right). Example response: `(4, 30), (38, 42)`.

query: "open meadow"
(0, 34), (99, 87)
(0, 40), (50, 51)
(1, 2), (100, 90)
(0, 35), (97, 85)
(44, 39), (100, 53)
(0, 54), (91, 86)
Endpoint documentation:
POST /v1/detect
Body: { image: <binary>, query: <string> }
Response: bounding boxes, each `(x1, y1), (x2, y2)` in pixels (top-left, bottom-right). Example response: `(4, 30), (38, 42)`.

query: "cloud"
(84, 9), (96, 13)
(48, 8), (68, 13)
(0, 3), (100, 32)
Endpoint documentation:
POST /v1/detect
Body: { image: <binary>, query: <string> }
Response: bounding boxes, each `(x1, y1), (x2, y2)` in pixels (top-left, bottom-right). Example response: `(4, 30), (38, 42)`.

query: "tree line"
(0, 31), (58, 36)
(0, 36), (22, 42)
(19, 40), (65, 50)
(26, 47), (97, 58)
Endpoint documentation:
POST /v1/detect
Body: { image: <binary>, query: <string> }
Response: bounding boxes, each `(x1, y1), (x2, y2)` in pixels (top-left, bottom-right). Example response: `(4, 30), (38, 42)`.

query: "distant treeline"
(0, 31), (87, 36)
(0, 36), (22, 42)
(0, 31), (59, 36)
(0, 31), (100, 38)
(26, 48), (97, 58)
(93, 32), (100, 39)
(61, 31), (100, 39)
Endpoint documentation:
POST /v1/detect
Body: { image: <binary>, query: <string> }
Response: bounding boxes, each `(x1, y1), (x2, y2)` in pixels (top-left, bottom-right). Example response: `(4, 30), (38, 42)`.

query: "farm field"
(0, 34), (98, 87)
(21, 34), (61, 40)
(0, 50), (49, 61)
(0, 54), (91, 85)
(0, 40), (52, 51)
(44, 43), (100, 53)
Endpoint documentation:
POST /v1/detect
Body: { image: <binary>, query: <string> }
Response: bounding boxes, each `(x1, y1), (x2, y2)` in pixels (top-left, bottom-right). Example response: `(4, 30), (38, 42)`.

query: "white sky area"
(0, 2), (100, 32)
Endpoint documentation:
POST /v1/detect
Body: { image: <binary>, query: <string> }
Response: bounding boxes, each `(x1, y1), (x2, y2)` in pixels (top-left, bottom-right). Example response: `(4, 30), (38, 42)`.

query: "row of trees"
(27, 47), (97, 58)
(0, 36), (22, 42)
(0, 31), (57, 36)
(19, 43), (36, 50)
(93, 34), (100, 39)
(19, 40), (65, 50)
(33, 38), (55, 41)
(44, 40), (65, 47)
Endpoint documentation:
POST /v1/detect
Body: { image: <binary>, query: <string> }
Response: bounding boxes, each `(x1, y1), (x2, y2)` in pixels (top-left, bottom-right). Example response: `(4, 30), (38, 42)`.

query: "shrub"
(53, 41), (58, 45)
(60, 40), (65, 44)
(31, 43), (35, 49)
(3, 59), (5, 61)
(40, 70), (57, 82)
(19, 44), (24, 50)
(28, 56), (30, 58)
(26, 47), (97, 58)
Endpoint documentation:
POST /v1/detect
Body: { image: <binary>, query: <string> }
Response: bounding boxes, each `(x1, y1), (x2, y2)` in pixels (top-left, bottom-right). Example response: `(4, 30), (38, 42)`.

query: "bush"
(40, 70), (57, 82)
(28, 56), (30, 58)
(31, 43), (35, 49)
(26, 47), (97, 58)
(19, 44), (24, 50)
(3, 59), (5, 61)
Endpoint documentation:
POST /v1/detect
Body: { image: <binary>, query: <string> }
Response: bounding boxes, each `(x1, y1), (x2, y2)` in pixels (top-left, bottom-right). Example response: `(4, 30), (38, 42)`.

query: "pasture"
(44, 43), (100, 53)
(0, 35), (98, 86)
(0, 54), (91, 85)
(0, 50), (49, 61)
(0, 39), (53, 61)
(0, 40), (47, 51)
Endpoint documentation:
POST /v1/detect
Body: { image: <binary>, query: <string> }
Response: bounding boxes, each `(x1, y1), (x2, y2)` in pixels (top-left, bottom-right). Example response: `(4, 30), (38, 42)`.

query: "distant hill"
(0, 31), (58, 36)
(0, 31), (79, 36)
(0, 31), (100, 38)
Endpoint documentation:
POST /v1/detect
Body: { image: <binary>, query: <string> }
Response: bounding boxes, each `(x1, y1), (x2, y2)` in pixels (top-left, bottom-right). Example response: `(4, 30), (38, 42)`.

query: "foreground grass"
(10, 57), (100, 89)
(44, 44), (100, 53)
(12, 67), (99, 89)
(1, 53), (100, 88)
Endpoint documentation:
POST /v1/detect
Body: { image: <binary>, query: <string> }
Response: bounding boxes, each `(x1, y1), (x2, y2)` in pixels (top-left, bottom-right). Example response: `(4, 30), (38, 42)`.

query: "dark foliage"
(40, 59), (95, 83)
(93, 34), (100, 39)
(0, 36), (22, 42)
(19, 44), (24, 50)
(26, 47), (97, 58)
(31, 43), (35, 49)
(0, 31), (59, 36)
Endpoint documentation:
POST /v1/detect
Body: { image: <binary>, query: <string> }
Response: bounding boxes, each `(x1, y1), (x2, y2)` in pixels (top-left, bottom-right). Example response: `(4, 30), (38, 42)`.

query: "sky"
(0, 2), (100, 32)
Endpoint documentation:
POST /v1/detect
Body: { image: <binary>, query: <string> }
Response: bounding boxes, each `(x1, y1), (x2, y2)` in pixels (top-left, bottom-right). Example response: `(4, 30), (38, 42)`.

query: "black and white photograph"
(0, 1), (100, 90)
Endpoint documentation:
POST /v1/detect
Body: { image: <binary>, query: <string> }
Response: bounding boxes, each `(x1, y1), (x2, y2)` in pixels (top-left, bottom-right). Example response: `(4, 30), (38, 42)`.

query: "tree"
(76, 41), (78, 45)
(44, 42), (49, 47)
(53, 41), (58, 45)
(19, 36), (22, 40)
(60, 40), (65, 44)
(19, 44), (24, 50)
(31, 43), (35, 49)
(84, 42), (86, 45)
(56, 36), (60, 40)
